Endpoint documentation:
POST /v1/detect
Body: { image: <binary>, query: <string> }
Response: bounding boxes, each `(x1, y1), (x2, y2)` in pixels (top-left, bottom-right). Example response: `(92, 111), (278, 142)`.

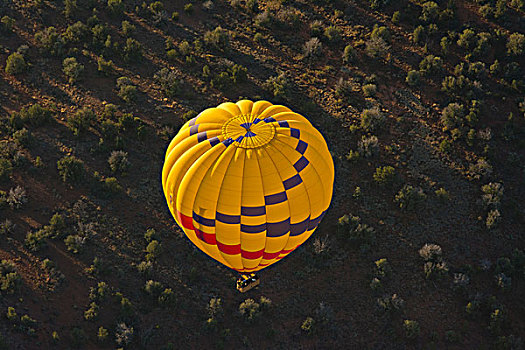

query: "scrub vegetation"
(0, 0), (523, 348)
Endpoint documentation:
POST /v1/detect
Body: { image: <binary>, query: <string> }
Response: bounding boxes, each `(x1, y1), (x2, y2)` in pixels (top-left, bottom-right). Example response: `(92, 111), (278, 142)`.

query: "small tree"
(239, 298), (260, 320)
(57, 156), (84, 183)
(67, 108), (95, 135)
(361, 107), (385, 132)
(108, 151), (130, 174)
(507, 33), (524, 56)
(154, 68), (180, 98)
(373, 166), (395, 185)
(117, 77), (137, 103)
(63, 57), (84, 84)
(403, 320), (420, 339)
(107, 0), (124, 17)
(123, 38), (142, 62)
(5, 53), (26, 75)
(406, 69), (421, 86)
(203, 27), (229, 51)
(395, 185), (426, 210)
(303, 37), (322, 60)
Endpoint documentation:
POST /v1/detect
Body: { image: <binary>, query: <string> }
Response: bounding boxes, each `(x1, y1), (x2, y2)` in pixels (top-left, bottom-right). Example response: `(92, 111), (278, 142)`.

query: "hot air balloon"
(162, 100), (334, 288)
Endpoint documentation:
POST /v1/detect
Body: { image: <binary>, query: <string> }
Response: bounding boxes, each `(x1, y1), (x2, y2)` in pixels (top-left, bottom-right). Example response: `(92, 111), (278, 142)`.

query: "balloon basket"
(236, 273), (260, 293)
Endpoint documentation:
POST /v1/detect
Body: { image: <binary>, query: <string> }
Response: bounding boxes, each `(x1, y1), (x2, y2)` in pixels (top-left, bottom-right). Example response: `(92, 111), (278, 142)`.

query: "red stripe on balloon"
(262, 251), (281, 260)
(179, 212), (195, 230)
(241, 249), (264, 259)
(217, 242), (241, 255)
(178, 211), (217, 245)
(195, 229), (217, 245)
(280, 247), (295, 254)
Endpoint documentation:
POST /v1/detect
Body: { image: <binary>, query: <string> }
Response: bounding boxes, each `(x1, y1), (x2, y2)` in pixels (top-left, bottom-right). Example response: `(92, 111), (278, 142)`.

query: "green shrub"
(117, 77), (137, 103)
(91, 24), (108, 49)
(6, 306), (17, 322)
(486, 209), (500, 229)
(89, 281), (109, 302)
(121, 21), (135, 37)
(342, 45), (355, 63)
(357, 135), (378, 157)
(373, 166), (395, 185)
(144, 280), (163, 298)
(336, 214), (375, 247)
(362, 83), (377, 97)
(67, 108), (95, 135)
(64, 0), (78, 18)
(0, 260), (21, 294)
(412, 25), (425, 44)
(166, 48), (178, 62)
(441, 102), (464, 131)
(57, 156), (84, 183)
(419, 55), (442, 77)
(159, 288), (175, 305)
(115, 323), (133, 346)
(323, 25), (341, 43)
(406, 70), (421, 86)
(107, 0), (124, 16)
(1, 16), (15, 32)
(108, 150), (130, 174)
(5, 52), (26, 75)
(145, 240), (161, 260)
(507, 33), (524, 56)
(62, 57), (84, 84)
(440, 36), (451, 54)
(264, 73), (288, 99)
(361, 107), (385, 132)
(12, 128), (31, 147)
(230, 64), (247, 83)
(84, 302), (99, 321)
(392, 11), (401, 24)
(366, 36), (389, 57)
(439, 138), (452, 154)
(403, 320), (420, 339)
(481, 182), (503, 208)
(0, 219), (15, 236)
(310, 20), (323, 37)
(34, 27), (64, 56)
(420, 1), (439, 22)
(203, 26), (229, 51)
(7, 186), (27, 209)
(64, 234), (85, 253)
(255, 11), (272, 27)
(97, 327), (109, 342)
(395, 185), (426, 210)
(239, 298), (260, 320)
(154, 68), (180, 98)
(25, 229), (48, 251)
(184, 3), (194, 13)
(137, 260), (153, 276)
(102, 177), (122, 194)
(18, 103), (53, 126)
(0, 158), (13, 181)
(64, 22), (89, 44)
(457, 29), (477, 50)
(123, 38), (142, 62)
(97, 57), (113, 76)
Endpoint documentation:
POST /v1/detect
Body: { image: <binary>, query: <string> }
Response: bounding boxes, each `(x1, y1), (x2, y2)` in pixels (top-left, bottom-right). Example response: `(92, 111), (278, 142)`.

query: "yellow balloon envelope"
(162, 100), (334, 272)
